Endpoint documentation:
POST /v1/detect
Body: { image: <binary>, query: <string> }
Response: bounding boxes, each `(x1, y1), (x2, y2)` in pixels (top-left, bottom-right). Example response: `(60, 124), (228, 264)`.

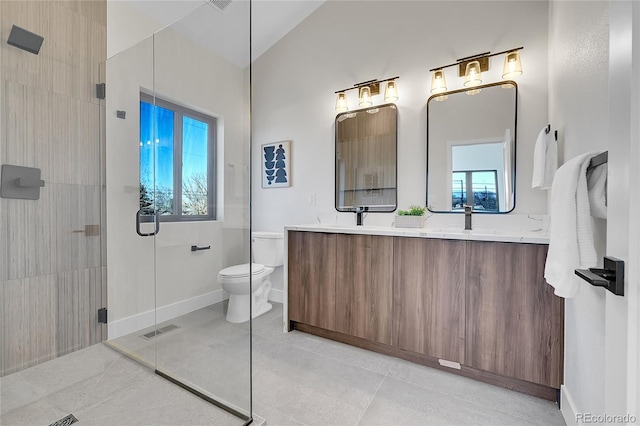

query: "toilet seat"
(219, 263), (265, 278)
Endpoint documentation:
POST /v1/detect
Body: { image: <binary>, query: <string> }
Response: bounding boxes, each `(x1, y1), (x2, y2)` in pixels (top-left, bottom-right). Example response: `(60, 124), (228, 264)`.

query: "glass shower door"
(106, 0), (252, 422)
(151, 2), (252, 417)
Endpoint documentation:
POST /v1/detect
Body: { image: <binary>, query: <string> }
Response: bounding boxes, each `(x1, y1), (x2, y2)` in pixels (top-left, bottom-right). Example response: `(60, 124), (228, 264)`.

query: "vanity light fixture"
(502, 50), (523, 79)
(384, 80), (398, 102)
(463, 60), (483, 96)
(335, 92), (348, 112)
(430, 69), (449, 102)
(359, 86), (372, 107)
(463, 61), (482, 87)
(428, 46), (523, 99)
(334, 76), (399, 111)
(430, 69), (447, 94)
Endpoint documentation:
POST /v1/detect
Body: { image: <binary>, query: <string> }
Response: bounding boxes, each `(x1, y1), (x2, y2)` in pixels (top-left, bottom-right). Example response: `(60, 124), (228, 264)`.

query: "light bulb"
(359, 86), (372, 107)
(335, 92), (348, 112)
(431, 70), (448, 94)
(502, 51), (523, 79)
(464, 60), (482, 87)
(384, 80), (398, 102)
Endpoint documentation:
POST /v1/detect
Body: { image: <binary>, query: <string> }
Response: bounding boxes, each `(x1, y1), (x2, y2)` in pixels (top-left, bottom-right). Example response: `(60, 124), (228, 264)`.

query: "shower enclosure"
(1, 0), (252, 422)
(105, 1), (253, 422)
(0, 0), (108, 378)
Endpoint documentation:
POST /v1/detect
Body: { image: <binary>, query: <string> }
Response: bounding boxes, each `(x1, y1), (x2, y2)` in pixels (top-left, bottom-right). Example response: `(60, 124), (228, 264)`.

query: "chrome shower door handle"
(136, 209), (160, 237)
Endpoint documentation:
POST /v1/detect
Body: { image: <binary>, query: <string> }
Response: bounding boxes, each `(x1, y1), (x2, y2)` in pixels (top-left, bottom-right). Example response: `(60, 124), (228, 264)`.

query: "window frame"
(140, 92), (217, 222)
(451, 169), (499, 211)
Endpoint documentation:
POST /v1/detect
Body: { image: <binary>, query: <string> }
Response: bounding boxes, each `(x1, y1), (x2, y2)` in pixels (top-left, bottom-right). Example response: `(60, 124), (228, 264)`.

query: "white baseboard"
(108, 289), (226, 339)
(561, 385), (579, 425)
(269, 288), (283, 304)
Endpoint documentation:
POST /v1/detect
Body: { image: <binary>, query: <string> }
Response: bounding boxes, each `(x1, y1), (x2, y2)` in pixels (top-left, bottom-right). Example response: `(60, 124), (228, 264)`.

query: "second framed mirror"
(427, 81), (517, 213)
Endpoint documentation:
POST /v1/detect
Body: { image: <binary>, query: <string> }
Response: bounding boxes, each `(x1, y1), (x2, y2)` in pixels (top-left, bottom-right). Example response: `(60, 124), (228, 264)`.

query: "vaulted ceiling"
(112, 0), (325, 67)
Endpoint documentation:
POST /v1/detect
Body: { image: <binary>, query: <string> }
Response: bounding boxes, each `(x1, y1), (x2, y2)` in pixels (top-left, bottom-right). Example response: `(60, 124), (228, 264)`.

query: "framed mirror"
(427, 81), (517, 213)
(335, 103), (397, 212)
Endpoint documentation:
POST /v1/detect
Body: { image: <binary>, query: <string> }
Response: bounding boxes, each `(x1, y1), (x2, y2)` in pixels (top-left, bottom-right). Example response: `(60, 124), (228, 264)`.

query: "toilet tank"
(252, 231), (284, 267)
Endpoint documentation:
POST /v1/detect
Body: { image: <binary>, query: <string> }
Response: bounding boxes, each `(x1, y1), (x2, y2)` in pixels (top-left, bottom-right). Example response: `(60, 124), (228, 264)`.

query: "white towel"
(531, 127), (558, 189)
(587, 163), (607, 219)
(544, 151), (603, 298)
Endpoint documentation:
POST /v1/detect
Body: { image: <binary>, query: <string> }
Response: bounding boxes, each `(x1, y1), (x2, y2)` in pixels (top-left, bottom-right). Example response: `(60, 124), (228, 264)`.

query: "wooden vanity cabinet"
(287, 230), (563, 400)
(335, 234), (393, 345)
(393, 238), (466, 363)
(465, 241), (564, 389)
(287, 231), (337, 330)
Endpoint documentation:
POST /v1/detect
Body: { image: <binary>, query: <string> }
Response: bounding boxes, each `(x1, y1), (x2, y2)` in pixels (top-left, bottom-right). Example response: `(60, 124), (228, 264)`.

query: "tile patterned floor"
(1, 302), (566, 425)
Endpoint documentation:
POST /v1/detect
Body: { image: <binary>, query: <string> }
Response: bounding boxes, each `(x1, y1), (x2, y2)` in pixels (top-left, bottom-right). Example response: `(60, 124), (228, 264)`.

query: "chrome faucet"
(355, 206), (368, 226)
(464, 205), (473, 230)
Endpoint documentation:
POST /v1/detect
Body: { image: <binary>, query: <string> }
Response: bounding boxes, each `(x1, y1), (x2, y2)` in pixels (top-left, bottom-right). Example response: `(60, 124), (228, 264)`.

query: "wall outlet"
(308, 193), (316, 206)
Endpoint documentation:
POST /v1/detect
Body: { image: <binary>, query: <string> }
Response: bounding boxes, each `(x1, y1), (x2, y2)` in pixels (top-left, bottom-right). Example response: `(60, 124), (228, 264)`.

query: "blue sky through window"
(182, 116), (208, 184)
(182, 116), (208, 214)
(140, 100), (210, 216)
(140, 101), (175, 213)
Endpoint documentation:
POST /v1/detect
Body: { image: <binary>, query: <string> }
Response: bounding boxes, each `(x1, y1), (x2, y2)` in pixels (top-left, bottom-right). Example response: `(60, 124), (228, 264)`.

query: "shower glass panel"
(0, 0), (107, 381)
(105, 0), (252, 422)
(105, 35), (158, 365)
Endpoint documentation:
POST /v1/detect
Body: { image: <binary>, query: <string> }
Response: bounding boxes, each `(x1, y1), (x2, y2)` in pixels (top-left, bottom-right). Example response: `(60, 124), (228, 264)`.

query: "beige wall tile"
(1, 0), (106, 375)
(1, 278), (27, 375)
(0, 199), (7, 281)
(26, 275), (57, 369)
(55, 267), (103, 357)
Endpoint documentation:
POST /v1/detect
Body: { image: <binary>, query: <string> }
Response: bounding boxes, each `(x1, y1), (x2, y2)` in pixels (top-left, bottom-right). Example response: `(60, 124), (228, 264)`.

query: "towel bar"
(575, 256), (624, 296)
(587, 151), (608, 171)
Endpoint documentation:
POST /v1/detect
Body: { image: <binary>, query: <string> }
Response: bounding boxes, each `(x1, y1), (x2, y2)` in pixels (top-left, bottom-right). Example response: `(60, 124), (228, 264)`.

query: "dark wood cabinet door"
(392, 237), (466, 363)
(287, 231), (337, 330)
(335, 234), (393, 345)
(465, 241), (564, 388)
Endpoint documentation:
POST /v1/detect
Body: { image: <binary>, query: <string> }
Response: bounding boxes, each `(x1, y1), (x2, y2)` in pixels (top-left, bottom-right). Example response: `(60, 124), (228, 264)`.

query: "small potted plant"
(394, 205), (427, 228)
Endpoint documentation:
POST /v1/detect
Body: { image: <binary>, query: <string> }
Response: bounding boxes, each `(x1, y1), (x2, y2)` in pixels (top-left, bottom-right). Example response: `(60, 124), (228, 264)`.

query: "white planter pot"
(394, 215), (425, 228)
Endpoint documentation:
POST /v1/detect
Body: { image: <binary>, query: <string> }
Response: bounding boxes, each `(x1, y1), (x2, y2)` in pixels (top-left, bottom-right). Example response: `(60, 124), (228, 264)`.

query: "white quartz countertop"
(285, 223), (550, 244)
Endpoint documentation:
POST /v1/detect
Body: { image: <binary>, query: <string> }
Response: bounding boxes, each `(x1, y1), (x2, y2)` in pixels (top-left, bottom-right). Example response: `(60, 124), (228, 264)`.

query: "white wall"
(548, 1), (609, 420)
(252, 1), (548, 293)
(628, 2), (640, 417)
(106, 5), (250, 337)
(549, 0), (639, 422)
(252, 0), (549, 241)
(606, 1), (638, 421)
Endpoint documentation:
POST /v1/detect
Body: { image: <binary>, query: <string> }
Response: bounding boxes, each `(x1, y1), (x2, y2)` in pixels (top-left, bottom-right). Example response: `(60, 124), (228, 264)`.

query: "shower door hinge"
(96, 83), (106, 100)
(98, 308), (107, 324)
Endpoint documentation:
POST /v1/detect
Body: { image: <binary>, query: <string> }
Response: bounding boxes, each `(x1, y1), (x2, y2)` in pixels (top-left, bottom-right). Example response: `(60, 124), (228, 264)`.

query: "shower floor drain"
(142, 324), (180, 340)
(48, 414), (78, 426)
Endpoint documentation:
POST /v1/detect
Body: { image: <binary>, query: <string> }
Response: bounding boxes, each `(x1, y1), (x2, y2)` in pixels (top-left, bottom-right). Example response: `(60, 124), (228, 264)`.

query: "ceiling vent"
(209, 0), (232, 11)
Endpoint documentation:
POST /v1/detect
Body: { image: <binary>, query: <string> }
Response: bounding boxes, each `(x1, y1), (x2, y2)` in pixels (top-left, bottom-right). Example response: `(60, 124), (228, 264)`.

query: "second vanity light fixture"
(335, 76), (399, 112)
(429, 47), (523, 100)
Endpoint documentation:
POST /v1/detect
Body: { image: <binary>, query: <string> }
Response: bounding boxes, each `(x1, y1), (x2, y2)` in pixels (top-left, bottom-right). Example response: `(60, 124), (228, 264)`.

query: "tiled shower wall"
(0, 0), (107, 376)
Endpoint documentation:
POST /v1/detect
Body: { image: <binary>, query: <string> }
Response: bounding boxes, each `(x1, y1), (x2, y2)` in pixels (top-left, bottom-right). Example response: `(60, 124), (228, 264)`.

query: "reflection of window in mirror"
(447, 140), (507, 212)
(451, 170), (499, 211)
(139, 93), (217, 221)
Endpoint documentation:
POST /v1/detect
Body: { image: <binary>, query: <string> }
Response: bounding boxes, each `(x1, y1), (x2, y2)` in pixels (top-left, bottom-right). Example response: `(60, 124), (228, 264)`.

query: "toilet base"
(226, 295), (273, 323)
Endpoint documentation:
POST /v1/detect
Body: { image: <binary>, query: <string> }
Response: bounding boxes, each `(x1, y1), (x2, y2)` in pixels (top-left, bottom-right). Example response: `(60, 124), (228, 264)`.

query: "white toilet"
(218, 231), (284, 323)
